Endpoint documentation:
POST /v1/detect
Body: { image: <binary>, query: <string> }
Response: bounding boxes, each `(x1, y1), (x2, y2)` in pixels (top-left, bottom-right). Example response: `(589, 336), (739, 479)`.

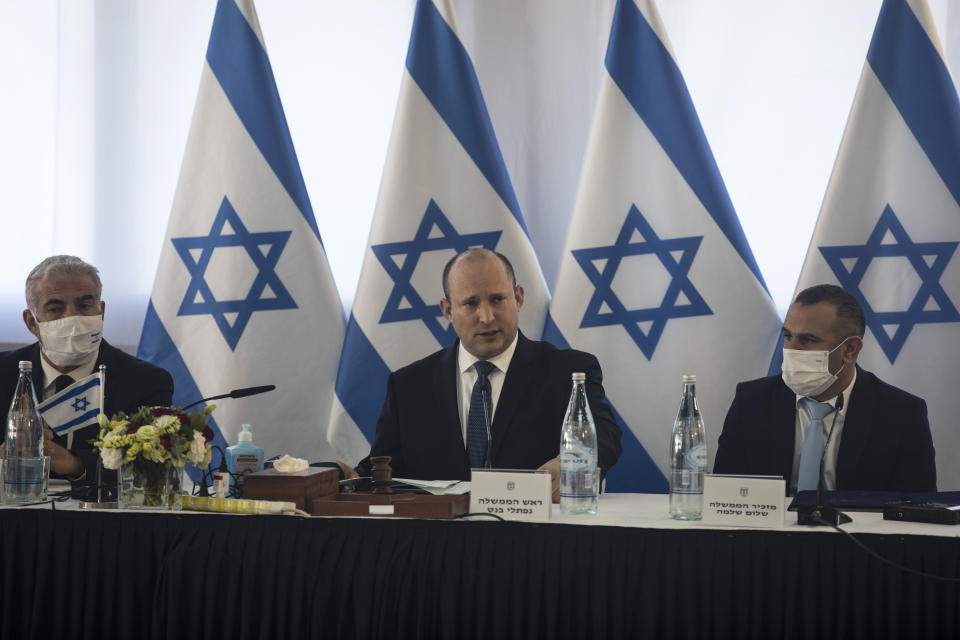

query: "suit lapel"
(771, 379), (798, 479)
(836, 367), (871, 481)
(489, 333), (534, 463)
(436, 341), (469, 467)
(29, 344), (44, 401)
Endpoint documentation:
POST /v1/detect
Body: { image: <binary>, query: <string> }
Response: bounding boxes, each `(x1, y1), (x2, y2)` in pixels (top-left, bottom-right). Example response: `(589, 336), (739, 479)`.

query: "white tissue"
(272, 454), (309, 473)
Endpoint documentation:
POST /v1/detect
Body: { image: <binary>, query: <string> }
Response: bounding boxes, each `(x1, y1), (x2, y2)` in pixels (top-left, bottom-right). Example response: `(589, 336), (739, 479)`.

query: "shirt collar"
(794, 367), (857, 417)
(457, 331), (519, 376)
(39, 349), (99, 392)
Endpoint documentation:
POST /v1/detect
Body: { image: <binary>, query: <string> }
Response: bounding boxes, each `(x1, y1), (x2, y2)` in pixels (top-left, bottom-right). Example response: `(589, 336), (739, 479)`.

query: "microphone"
(798, 392), (852, 526)
(480, 376), (493, 469)
(181, 385), (276, 410)
(226, 385), (276, 399)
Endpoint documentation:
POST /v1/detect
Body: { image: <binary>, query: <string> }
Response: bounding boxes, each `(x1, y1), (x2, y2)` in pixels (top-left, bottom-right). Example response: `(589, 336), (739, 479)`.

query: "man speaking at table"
(0, 255), (173, 486)
(713, 284), (936, 493)
(350, 248), (621, 499)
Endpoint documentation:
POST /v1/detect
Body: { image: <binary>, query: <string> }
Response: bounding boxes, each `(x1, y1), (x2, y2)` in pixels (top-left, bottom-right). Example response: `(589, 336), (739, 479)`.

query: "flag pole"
(98, 364), (106, 418)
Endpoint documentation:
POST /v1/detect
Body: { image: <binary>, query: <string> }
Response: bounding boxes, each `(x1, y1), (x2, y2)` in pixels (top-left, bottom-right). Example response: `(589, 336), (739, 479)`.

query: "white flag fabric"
(793, 0), (960, 489)
(328, 0), (549, 461)
(38, 372), (102, 442)
(137, 0), (344, 465)
(545, 0), (780, 492)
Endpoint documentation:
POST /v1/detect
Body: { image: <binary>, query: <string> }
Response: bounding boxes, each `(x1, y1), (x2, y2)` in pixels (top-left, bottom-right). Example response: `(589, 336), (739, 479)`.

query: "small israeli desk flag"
(37, 371), (103, 449)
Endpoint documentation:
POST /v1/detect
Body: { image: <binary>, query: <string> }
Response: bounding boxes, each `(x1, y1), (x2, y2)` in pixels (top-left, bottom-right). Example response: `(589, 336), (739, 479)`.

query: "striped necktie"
(466, 361), (496, 469)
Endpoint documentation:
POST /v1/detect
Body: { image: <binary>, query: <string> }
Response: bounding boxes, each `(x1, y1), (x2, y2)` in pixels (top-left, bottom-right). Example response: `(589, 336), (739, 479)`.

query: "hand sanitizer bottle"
(226, 424), (264, 492)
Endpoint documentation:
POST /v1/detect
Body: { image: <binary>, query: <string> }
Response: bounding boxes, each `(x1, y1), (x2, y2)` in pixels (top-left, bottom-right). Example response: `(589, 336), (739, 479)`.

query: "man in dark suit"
(0, 255), (173, 486)
(713, 284), (935, 493)
(352, 248), (621, 500)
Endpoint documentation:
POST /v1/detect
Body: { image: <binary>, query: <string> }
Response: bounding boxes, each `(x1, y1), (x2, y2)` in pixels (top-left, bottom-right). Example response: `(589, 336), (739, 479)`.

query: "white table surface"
(8, 484), (960, 538)
(551, 492), (960, 538)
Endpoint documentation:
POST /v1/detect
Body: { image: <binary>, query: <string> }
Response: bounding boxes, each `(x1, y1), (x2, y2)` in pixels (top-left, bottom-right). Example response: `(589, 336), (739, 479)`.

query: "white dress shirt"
(791, 368), (857, 493)
(455, 332), (519, 445)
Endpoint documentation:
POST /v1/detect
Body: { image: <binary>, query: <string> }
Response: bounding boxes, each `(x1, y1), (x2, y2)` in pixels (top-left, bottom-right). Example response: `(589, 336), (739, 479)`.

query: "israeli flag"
(545, 0), (780, 492)
(38, 372), (102, 446)
(793, 0), (960, 489)
(328, 0), (549, 461)
(138, 0), (344, 465)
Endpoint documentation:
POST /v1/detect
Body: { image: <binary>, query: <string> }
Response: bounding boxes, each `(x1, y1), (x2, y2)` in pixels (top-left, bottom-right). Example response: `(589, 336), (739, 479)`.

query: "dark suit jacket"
(0, 340), (174, 482)
(713, 367), (936, 492)
(358, 332), (622, 480)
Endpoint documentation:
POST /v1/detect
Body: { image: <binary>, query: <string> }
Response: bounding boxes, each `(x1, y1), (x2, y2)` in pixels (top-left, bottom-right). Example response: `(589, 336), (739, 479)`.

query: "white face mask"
(781, 337), (851, 398)
(36, 314), (103, 367)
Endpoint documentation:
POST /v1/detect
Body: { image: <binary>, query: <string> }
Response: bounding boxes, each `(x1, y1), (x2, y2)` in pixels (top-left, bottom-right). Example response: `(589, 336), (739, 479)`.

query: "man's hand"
(335, 460), (359, 480)
(537, 456), (561, 503)
(43, 429), (84, 477)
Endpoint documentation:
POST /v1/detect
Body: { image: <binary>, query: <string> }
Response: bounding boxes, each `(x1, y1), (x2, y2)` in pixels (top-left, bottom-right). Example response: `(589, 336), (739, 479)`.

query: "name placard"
(701, 474), (786, 529)
(470, 469), (551, 521)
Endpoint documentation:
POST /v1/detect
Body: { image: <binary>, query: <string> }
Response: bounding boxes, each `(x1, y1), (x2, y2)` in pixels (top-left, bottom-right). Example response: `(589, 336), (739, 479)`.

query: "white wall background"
(0, 0), (957, 350)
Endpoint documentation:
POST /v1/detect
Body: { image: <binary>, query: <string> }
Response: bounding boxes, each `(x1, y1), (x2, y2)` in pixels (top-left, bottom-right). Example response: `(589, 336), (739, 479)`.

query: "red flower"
(160, 436), (171, 450)
(150, 407), (174, 417)
(202, 426), (214, 442)
(176, 414), (188, 424)
(126, 426), (140, 435)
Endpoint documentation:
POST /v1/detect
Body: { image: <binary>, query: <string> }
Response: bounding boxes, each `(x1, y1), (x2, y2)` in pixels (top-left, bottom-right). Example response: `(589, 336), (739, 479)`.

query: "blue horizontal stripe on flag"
(604, 0), (768, 293)
(405, 0), (528, 236)
(867, 0), (960, 209)
(52, 410), (101, 434)
(205, 0), (323, 245)
(335, 314), (393, 443)
(137, 301), (227, 481)
(38, 378), (100, 413)
(543, 313), (668, 493)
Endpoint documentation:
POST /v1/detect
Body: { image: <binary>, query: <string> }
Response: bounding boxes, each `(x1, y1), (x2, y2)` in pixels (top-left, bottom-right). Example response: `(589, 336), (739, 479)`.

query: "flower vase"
(119, 459), (182, 510)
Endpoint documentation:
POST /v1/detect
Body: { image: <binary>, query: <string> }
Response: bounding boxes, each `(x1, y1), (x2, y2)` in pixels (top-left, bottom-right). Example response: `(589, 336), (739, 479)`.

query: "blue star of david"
(172, 197), (297, 351)
(71, 397), (90, 413)
(572, 204), (712, 359)
(371, 199), (501, 344)
(819, 204), (960, 363)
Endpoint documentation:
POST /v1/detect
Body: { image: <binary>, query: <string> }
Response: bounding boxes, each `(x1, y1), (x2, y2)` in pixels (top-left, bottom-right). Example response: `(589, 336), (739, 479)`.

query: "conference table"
(1, 492), (958, 640)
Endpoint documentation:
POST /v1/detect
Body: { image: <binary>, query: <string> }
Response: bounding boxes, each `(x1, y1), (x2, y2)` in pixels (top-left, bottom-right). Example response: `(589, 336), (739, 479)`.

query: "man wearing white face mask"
(714, 284), (936, 494)
(0, 255), (173, 486)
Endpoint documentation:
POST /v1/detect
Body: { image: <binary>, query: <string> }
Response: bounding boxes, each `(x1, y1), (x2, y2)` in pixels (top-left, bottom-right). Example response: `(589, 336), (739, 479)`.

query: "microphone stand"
(79, 456), (119, 509)
(481, 377), (493, 469)
(797, 394), (852, 526)
(796, 465), (853, 526)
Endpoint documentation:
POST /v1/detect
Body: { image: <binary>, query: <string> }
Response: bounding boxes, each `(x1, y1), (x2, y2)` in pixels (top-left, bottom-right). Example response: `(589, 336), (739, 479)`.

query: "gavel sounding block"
(243, 467), (339, 511)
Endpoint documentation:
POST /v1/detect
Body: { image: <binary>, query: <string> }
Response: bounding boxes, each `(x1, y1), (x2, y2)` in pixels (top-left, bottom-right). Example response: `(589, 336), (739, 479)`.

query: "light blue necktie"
(466, 361), (496, 469)
(797, 397), (835, 491)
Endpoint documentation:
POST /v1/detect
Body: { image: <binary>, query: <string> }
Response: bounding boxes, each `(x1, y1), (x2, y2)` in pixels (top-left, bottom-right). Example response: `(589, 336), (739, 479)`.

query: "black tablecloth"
(1, 507), (958, 639)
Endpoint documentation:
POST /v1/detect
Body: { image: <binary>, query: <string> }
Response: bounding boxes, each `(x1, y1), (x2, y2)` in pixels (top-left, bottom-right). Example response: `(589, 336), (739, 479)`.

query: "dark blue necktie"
(54, 375), (74, 393)
(466, 361), (496, 469)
